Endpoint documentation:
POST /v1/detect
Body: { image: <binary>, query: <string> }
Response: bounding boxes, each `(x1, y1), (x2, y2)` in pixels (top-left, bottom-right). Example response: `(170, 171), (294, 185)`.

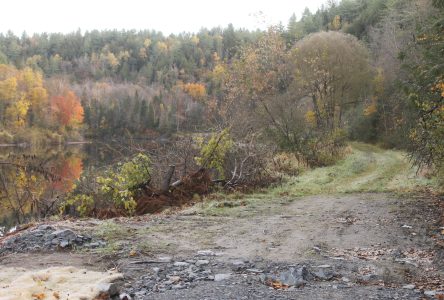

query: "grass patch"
(273, 142), (439, 196)
(194, 143), (441, 217)
(95, 221), (136, 241)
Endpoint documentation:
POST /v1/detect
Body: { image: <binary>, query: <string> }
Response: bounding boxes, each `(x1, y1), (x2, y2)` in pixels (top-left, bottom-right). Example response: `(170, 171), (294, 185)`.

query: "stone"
(402, 284), (415, 290)
(424, 290), (436, 296)
(97, 282), (120, 297)
(231, 260), (246, 266)
(245, 268), (263, 273)
(214, 274), (231, 282)
(197, 250), (216, 256)
(313, 268), (334, 281)
(274, 266), (311, 288)
(168, 276), (181, 283)
(195, 260), (209, 267)
(87, 242), (100, 248)
(59, 240), (70, 248)
(119, 293), (131, 300)
(158, 256), (172, 263)
(51, 229), (77, 241)
(187, 272), (198, 280)
(37, 225), (55, 231)
(172, 284), (186, 290)
(360, 274), (378, 282)
(173, 262), (190, 267)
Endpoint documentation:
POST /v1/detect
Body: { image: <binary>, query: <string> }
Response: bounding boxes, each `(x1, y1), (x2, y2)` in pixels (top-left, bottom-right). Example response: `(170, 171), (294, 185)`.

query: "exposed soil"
(1, 191), (443, 299)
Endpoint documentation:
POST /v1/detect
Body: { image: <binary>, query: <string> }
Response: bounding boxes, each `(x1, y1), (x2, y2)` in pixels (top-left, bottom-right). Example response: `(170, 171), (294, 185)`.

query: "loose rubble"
(119, 247), (444, 299)
(0, 224), (106, 254)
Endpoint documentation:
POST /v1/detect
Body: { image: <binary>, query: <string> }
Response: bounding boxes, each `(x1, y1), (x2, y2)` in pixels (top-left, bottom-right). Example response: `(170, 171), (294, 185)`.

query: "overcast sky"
(1, 0), (327, 35)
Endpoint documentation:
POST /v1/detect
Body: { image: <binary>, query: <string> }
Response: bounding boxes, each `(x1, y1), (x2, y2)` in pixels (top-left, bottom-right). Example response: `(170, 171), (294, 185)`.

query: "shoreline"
(0, 141), (91, 148)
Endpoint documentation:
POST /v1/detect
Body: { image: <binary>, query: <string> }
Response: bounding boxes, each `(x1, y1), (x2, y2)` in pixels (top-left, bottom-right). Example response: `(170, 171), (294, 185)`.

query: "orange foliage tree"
(51, 91), (84, 128)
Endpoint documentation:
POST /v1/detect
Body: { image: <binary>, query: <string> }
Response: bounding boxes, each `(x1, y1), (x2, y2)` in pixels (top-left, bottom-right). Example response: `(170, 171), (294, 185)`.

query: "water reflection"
(0, 142), (126, 231)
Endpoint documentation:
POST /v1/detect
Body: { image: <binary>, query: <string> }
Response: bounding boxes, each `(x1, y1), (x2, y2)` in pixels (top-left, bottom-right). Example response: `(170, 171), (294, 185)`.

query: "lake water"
(0, 142), (133, 234)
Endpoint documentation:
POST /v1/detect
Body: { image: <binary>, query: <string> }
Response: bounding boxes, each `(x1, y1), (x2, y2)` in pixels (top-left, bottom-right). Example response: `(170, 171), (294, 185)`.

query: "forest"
(0, 0), (442, 221)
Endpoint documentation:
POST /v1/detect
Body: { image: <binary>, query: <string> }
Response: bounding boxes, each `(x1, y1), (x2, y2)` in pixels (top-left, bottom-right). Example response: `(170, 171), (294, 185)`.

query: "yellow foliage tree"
(182, 83), (206, 101)
(0, 64), (48, 129)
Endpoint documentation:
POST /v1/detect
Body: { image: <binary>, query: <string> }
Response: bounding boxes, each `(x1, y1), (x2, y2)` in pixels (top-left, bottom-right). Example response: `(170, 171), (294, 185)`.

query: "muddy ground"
(1, 191), (443, 299)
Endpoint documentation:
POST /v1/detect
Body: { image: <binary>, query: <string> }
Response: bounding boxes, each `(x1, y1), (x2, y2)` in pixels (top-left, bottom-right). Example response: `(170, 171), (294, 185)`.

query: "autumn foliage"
(51, 91), (84, 128)
(0, 65), (48, 129)
(182, 83), (206, 101)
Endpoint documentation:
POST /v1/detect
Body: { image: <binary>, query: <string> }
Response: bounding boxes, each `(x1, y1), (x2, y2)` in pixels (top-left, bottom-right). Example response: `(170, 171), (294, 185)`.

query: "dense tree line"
(0, 26), (260, 85)
(0, 0), (442, 173)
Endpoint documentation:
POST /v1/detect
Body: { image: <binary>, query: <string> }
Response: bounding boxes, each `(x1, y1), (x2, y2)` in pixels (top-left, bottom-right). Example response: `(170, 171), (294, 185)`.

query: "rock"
(133, 290), (147, 298)
(214, 274), (231, 282)
(86, 242), (100, 248)
(172, 283), (186, 290)
(401, 225), (413, 229)
(51, 229), (77, 241)
(276, 267), (310, 288)
(315, 265), (332, 268)
(246, 268), (263, 273)
(231, 260), (246, 271)
(424, 290), (436, 297)
(59, 240), (70, 248)
(232, 260), (246, 266)
(279, 270), (306, 288)
(97, 282), (120, 297)
(173, 262), (190, 267)
(360, 274), (379, 282)
(37, 225), (55, 231)
(195, 260), (209, 267)
(295, 266), (310, 280)
(312, 268), (334, 281)
(0, 225), (102, 254)
(168, 276), (181, 283)
(152, 267), (160, 273)
(119, 293), (131, 300)
(158, 256), (172, 263)
(333, 284), (351, 289)
(187, 272), (198, 280)
(402, 284), (415, 290)
(197, 250), (216, 256)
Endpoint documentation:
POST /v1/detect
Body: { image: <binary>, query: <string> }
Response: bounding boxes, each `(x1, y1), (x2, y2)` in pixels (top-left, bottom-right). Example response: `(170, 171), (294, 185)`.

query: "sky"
(1, 0), (326, 35)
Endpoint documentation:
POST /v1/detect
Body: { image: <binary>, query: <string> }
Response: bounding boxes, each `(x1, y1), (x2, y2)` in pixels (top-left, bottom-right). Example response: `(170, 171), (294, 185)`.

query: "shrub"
(195, 129), (233, 177)
(62, 153), (152, 216)
(96, 153), (152, 214)
(271, 152), (304, 176)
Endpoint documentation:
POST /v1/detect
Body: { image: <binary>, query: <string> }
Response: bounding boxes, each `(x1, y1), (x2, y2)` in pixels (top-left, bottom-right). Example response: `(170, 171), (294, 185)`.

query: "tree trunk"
(161, 165), (175, 193)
